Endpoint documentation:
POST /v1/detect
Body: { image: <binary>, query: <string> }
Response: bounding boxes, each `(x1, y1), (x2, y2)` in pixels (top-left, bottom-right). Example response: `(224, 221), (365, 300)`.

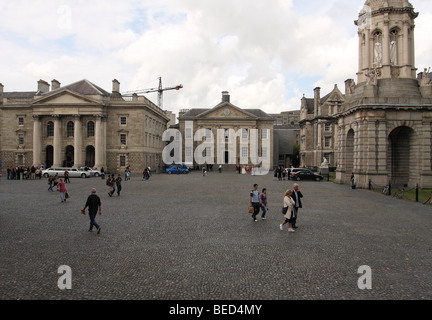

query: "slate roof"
(179, 106), (274, 120)
(43, 79), (110, 97)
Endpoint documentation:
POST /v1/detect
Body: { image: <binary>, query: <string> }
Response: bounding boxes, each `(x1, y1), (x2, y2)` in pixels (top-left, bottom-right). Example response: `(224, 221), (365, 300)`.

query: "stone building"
(177, 91), (275, 170)
(0, 79), (170, 173)
(334, 0), (432, 188)
(270, 110), (300, 128)
(299, 84), (344, 168)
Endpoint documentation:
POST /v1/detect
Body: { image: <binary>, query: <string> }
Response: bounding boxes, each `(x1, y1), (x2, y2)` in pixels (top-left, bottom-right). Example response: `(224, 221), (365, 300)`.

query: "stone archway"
(85, 146), (95, 168)
(65, 146), (74, 168)
(46, 146), (54, 168)
(388, 126), (415, 187)
(345, 129), (355, 180)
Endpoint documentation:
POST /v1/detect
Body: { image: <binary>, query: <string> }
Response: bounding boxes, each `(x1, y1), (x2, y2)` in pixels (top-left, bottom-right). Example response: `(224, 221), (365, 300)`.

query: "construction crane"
(123, 77), (183, 109)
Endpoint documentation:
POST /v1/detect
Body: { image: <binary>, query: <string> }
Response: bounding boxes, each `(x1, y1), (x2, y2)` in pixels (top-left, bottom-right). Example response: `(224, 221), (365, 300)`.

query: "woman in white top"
(280, 189), (296, 232)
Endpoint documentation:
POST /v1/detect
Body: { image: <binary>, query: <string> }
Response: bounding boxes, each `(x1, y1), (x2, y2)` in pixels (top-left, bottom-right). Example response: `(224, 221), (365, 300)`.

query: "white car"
(78, 167), (101, 177)
(42, 167), (91, 178)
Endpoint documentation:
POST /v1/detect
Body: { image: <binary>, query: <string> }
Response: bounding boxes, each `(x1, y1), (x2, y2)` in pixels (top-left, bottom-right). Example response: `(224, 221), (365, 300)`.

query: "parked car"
(78, 167), (101, 177)
(291, 170), (323, 182)
(166, 165), (190, 174)
(42, 167), (91, 178)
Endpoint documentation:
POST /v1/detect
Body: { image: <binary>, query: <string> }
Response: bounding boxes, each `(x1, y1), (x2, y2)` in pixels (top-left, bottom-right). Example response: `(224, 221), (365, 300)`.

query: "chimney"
(0, 83), (3, 94)
(222, 91), (230, 103)
(51, 79), (61, 91)
(112, 79), (120, 93)
(314, 87), (320, 116)
(37, 80), (50, 93)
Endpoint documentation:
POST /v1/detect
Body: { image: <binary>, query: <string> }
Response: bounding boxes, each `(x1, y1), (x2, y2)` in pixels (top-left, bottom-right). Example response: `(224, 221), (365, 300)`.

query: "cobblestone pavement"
(1, 170), (431, 300)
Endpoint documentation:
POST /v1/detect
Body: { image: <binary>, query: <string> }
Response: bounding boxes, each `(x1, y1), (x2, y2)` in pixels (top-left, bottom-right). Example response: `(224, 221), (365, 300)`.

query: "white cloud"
(0, 0), (431, 115)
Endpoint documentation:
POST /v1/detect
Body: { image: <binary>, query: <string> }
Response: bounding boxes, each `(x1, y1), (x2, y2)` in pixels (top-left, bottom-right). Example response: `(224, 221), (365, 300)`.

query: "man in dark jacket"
(83, 188), (102, 234)
(291, 183), (303, 229)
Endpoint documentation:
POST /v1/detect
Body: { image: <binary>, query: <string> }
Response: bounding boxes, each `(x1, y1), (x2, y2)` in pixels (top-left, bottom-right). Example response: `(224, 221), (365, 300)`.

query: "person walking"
(64, 169), (70, 184)
(250, 184), (261, 222)
(48, 175), (54, 192)
(116, 174), (122, 196)
(101, 167), (105, 180)
(280, 189), (296, 232)
(291, 183), (303, 229)
(260, 188), (268, 220)
(58, 178), (67, 203)
(351, 172), (356, 189)
(82, 188), (102, 234)
(107, 175), (115, 197)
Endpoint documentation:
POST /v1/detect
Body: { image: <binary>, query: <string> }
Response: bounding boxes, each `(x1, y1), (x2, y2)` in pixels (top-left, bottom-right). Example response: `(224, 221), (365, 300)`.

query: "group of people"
(106, 174), (123, 197)
(273, 166), (293, 181)
(5, 165), (45, 180)
(249, 183), (304, 233)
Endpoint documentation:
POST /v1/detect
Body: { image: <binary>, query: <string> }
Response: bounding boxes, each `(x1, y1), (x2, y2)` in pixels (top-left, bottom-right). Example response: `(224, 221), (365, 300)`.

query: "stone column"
(358, 31), (363, 75)
(53, 115), (62, 167)
(383, 22), (390, 66)
(403, 23), (410, 66)
(365, 30), (371, 70)
(32, 115), (42, 166)
(73, 115), (83, 168)
(94, 115), (106, 169)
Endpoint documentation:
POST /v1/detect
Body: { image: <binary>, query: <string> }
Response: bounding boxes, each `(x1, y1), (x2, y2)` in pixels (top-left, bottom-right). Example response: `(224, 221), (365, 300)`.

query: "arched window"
(47, 121), (54, 137)
(87, 121), (95, 138)
(67, 121), (74, 137)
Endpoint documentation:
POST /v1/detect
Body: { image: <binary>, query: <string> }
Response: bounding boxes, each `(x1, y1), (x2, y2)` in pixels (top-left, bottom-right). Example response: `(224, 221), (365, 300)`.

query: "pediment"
(197, 103), (258, 120)
(32, 90), (103, 106)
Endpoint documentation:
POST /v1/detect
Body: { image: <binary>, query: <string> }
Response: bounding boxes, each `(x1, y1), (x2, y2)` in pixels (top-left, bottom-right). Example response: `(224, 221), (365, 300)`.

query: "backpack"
(106, 178), (111, 186)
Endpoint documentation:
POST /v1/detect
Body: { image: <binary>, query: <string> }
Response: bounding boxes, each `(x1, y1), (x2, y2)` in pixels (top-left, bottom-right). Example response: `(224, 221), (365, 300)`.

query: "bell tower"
(355, 0), (418, 84)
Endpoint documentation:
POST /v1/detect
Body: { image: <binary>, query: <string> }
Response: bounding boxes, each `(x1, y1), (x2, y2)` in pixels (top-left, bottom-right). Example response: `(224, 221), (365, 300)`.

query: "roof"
(1, 92), (36, 99)
(179, 107), (273, 120)
(43, 79), (110, 97)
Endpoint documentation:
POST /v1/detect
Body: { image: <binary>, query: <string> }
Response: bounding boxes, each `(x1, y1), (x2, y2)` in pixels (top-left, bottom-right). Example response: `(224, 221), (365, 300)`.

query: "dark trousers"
(252, 202), (260, 220)
(89, 210), (100, 231)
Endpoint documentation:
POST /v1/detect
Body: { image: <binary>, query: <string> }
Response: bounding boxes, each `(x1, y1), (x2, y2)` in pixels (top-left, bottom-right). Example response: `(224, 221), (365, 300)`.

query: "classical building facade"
(299, 85), (344, 168)
(334, 0), (432, 188)
(0, 79), (170, 173)
(177, 91), (275, 169)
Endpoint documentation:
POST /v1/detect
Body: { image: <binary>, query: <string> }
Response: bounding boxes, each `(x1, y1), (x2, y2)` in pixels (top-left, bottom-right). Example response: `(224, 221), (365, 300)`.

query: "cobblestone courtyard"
(1, 171), (431, 300)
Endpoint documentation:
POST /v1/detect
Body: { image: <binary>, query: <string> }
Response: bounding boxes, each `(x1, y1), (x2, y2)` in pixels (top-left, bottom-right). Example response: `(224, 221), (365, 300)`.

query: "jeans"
(48, 183), (53, 191)
(292, 207), (299, 226)
(89, 210), (100, 231)
(261, 205), (268, 218)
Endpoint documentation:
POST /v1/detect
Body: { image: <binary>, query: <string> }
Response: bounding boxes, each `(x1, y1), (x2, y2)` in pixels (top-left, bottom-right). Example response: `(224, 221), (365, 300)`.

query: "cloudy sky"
(1, 0), (431, 116)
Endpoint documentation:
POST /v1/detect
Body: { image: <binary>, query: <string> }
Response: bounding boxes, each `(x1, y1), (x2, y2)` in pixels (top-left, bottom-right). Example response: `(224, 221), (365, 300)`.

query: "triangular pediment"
(197, 102), (258, 120)
(32, 89), (103, 106)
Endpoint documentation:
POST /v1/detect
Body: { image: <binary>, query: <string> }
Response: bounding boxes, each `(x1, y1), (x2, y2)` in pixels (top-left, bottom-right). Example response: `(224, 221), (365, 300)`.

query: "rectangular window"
(205, 147), (212, 157)
(242, 128), (248, 140)
(261, 129), (268, 140)
(120, 134), (127, 145)
(185, 147), (192, 158)
(325, 123), (331, 132)
(18, 155), (24, 166)
(120, 117), (127, 126)
(120, 156), (126, 167)
(185, 128), (192, 139)
(242, 147), (248, 158)
(206, 128), (212, 140)
(224, 129), (230, 139)
(325, 136), (331, 148)
(18, 117), (24, 126)
(18, 134), (24, 145)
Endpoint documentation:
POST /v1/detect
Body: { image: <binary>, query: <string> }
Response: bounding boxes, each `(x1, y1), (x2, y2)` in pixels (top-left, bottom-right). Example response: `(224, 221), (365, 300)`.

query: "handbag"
(281, 206), (288, 215)
(248, 207), (254, 214)
(66, 192), (71, 199)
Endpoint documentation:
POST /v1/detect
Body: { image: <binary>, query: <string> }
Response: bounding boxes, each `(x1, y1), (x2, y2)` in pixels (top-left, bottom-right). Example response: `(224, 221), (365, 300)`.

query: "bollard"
(416, 184), (419, 202)
(388, 183), (392, 196)
(369, 180), (372, 190)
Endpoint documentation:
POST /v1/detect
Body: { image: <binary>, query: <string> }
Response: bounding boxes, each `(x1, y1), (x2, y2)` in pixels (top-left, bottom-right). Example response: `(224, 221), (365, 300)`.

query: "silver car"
(78, 167), (101, 177)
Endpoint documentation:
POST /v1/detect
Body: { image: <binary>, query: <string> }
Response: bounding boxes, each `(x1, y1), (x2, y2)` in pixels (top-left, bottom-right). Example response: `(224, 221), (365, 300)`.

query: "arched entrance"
(46, 146), (54, 168)
(388, 126), (415, 187)
(85, 146), (95, 168)
(345, 129), (355, 180)
(65, 146), (74, 168)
